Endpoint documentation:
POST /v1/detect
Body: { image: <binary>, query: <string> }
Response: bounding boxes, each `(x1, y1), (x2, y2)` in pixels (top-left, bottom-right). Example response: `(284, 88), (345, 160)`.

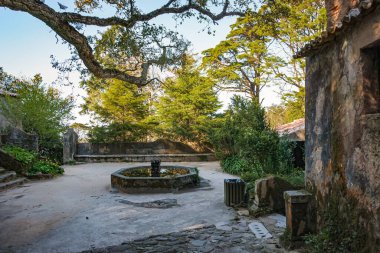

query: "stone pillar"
(63, 128), (78, 164)
(284, 190), (312, 239)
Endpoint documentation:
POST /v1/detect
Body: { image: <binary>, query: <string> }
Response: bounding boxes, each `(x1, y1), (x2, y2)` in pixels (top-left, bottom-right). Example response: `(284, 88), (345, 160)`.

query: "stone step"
(0, 178), (26, 191)
(0, 171), (17, 182)
(0, 167), (6, 174)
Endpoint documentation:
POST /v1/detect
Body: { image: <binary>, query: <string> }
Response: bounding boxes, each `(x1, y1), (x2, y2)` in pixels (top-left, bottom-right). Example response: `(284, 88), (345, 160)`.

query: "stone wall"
(305, 6), (380, 249)
(0, 127), (38, 152)
(77, 139), (207, 156)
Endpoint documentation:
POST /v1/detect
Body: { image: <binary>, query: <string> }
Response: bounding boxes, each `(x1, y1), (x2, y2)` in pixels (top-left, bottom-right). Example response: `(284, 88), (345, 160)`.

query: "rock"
(190, 239), (206, 247)
(237, 209), (250, 216)
(253, 176), (296, 213)
(215, 223), (232, 231)
(118, 199), (179, 209)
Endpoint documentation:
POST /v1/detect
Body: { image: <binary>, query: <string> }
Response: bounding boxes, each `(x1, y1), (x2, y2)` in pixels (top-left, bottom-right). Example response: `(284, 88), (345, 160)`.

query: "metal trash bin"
(224, 179), (246, 207)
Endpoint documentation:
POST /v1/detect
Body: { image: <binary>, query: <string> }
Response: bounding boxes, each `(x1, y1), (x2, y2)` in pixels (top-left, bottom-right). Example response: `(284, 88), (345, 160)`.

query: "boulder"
(252, 176), (297, 213)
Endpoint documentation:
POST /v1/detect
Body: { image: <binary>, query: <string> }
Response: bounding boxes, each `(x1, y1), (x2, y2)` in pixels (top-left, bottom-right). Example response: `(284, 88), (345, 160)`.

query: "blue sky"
(0, 1), (280, 123)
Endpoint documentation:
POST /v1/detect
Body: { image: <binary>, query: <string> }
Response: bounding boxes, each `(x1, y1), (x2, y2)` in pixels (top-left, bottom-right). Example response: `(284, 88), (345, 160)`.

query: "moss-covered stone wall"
(305, 6), (380, 251)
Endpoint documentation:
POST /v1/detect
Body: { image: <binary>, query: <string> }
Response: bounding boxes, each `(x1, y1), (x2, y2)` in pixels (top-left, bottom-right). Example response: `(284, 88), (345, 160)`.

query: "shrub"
(209, 96), (296, 184)
(278, 170), (305, 188)
(29, 161), (64, 175)
(0, 74), (74, 163)
(1, 145), (64, 175)
(1, 145), (37, 165)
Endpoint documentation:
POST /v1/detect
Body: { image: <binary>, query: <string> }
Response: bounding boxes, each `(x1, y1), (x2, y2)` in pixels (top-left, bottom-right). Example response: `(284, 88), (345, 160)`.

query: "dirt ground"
(0, 162), (240, 253)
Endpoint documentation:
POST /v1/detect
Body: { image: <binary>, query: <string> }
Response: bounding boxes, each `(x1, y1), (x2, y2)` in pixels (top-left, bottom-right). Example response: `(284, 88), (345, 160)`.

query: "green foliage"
(266, 88), (305, 128)
(82, 76), (152, 143)
(282, 88), (305, 122)
(210, 96), (294, 180)
(93, 24), (189, 72)
(155, 55), (221, 147)
(0, 74), (74, 163)
(88, 123), (149, 143)
(202, 13), (278, 100)
(278, 170), (305, 188)
(29, 160), (64, 175)
(1, 145), (37, 165)
(202, 0), (325, 118)
(260, 0), (326, 88)
(0, 67), (19, 92)
(1, 145), (64, 175)
(221, 156), (251, 175)
(305, 196), (367, 253)
(266, 104), (288, 128)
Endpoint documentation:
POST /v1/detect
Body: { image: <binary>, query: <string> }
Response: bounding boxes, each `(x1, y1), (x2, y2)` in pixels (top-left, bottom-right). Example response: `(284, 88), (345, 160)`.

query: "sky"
(0, 1), (281, 124)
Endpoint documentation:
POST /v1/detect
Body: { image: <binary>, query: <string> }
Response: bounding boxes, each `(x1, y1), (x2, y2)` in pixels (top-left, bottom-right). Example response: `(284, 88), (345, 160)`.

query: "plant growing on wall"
(1, 145), (64, 175)
(0, 74), (74, 163)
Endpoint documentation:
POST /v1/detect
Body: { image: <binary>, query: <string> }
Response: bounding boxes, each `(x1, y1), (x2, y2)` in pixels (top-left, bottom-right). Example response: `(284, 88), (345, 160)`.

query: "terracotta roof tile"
(276, 118), (305, 134)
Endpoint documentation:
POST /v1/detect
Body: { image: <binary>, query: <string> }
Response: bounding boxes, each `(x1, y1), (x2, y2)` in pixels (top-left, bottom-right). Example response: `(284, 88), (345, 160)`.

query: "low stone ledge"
(74, 153), (216, 163)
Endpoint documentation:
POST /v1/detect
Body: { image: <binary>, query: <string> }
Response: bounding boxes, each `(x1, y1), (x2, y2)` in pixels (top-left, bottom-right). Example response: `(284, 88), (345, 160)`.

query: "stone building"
(296, 0), (380, 250)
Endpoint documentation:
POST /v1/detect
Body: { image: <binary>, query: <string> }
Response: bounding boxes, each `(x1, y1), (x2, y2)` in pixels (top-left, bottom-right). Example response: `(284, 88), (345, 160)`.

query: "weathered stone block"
(2, 127), (38, 151)
(252, 176), (297, 213)
(284, 190), (312, 239)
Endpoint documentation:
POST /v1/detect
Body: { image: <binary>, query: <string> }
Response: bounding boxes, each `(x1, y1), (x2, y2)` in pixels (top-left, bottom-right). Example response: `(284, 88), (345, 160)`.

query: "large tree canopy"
(202, 13), (279, 101)
(0, 0), (253, 86)
(202, 0), (325, 100)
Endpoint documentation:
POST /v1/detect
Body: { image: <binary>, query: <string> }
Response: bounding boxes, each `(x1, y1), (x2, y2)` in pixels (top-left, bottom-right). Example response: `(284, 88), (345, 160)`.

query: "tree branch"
(62, 0), (244, 27)
(0, 0), (245, 85)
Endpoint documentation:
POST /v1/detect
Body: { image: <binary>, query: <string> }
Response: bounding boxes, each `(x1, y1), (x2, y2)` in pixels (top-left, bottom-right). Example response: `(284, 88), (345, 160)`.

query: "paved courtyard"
(0, 162), (289, 253)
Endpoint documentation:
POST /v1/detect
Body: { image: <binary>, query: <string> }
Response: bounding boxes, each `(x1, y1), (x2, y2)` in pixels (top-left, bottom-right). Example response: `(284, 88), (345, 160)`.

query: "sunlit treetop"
(0, 0), (258, 86)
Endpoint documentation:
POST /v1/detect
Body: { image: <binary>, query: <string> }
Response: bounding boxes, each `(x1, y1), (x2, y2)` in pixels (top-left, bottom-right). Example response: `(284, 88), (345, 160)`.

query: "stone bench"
(74, 153), (217, 163)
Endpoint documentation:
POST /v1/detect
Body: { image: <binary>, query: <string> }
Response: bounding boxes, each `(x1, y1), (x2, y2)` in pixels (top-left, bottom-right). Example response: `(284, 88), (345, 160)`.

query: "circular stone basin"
(111, 166), (199, 193)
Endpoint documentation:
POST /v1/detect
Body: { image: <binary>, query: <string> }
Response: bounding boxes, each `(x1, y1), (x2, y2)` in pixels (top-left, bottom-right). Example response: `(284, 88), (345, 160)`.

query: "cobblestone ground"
(80, 217), (289, 253)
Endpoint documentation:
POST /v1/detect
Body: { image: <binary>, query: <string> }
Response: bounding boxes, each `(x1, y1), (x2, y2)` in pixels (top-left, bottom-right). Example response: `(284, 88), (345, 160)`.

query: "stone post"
(63, 128), (78, 164)
(284, 190), (312, 239)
